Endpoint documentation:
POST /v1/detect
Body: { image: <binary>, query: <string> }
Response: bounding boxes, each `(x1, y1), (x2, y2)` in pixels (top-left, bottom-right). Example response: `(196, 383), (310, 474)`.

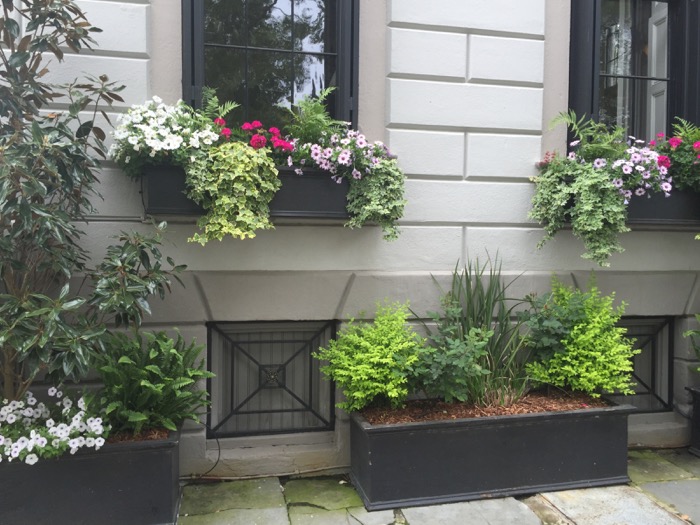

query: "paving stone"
(283, 477), (363, 510)
(348, 506), (397, 525)
(542, 486), (686, 525)
(655, 448), (700, 478)
(521, 494), (574, 524)
(288, 505), (353, 525)
(179, 478), (285, 515)
(641, 480), (700, 524)
(401, 498), (541, 525)
(177, 507), (290, 525)
(628, 450), (695, 484)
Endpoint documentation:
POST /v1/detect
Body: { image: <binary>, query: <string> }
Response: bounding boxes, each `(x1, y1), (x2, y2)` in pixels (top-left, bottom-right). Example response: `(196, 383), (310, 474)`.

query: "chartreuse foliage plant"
(186, 140), (281, 243)
(414, 258), (528, 406)
(314, 302), (425, 411)
(96, 331), (213, 434)
(682, 314), (700, 373)
(521, 277), (639, 397)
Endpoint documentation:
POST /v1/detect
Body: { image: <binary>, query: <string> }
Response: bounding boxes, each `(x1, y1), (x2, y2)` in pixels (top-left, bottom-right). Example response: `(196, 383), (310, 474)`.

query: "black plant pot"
(143, 164), (349, 219)
(626, 189), (700, 226)
(688, 387), (700, 457)
(0, 431), (180, 525)
(349, 403), (635, 511)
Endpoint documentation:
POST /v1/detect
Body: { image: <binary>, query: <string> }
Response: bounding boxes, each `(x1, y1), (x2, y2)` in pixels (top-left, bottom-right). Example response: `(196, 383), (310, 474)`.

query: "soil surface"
(360, 391), (610, 425)
(106, 428), (170, 443)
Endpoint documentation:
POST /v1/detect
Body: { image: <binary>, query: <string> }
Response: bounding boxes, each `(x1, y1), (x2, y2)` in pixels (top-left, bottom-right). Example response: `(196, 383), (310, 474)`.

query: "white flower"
(25, 454), (38, 466)
(47, 387), (57, 397)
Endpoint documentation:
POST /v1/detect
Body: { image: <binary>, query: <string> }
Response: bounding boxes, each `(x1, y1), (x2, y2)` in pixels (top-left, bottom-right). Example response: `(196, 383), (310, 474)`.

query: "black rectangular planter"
(349, 404), (635, 511)
(143, 164), (349, 219)
(688, 387), (700, 457)
(627, 189), (700, 226)
(0, 431), (180, 525)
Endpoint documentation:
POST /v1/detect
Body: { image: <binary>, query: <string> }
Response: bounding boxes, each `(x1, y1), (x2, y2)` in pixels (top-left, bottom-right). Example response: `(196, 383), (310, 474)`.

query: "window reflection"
(598, 0), (668, 139)
(202, 0), (338, 126)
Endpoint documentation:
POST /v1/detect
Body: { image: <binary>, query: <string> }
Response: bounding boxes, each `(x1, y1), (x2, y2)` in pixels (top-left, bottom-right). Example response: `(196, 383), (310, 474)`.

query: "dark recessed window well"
(182, 0), (358, 129)
(569, 0), (700, 140)
(206, 321), (336, 438)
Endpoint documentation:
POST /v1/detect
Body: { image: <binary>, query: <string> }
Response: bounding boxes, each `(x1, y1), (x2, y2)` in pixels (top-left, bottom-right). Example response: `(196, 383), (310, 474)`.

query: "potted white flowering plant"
(530, 111), (674, 266)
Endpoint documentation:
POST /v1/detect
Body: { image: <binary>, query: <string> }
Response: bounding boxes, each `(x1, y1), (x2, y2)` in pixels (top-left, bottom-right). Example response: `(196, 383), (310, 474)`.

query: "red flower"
(694, 141), (700, 151)
(214, 117), (226, 126)
(220, 127), (231, 138)
(657, 155), (671, 169)
(269, 127), (281, 136)
(250, 134), (267, 149)
(251, 120), (263, 129)
(241, 122), (254, 131)
(648, 140), (656, 147)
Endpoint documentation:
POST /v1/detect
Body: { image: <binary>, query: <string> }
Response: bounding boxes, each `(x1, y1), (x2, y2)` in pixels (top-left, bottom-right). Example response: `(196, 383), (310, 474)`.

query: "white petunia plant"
(110, 95), (226, 178)
(0, 389), (108, 466)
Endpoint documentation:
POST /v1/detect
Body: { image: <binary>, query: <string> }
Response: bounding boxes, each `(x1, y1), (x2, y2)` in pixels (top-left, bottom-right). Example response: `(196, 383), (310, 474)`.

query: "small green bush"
(414, 258), (528, 406)
(314, 302), (425, 411)
(522, 277), (639, 397)
(682, 314), (700, 373)
(96, 331), (213, 434)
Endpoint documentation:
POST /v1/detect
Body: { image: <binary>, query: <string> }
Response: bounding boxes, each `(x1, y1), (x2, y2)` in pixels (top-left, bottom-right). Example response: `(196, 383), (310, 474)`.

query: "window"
(206, 321), (336, 437)
(182, 0), (358, 128)
(569, 0), (700, 139)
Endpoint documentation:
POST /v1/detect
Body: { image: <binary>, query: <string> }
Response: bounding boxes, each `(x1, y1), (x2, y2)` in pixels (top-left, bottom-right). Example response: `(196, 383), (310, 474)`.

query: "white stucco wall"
(58, 0), (700, 475)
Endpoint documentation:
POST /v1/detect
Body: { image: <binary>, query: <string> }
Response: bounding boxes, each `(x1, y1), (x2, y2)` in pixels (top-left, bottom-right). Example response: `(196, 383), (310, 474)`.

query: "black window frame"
(569, 0), (700, 136)
(181, 0), (359, 126)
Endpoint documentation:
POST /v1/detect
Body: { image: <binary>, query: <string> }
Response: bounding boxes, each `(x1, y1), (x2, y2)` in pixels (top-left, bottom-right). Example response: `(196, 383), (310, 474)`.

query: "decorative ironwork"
(207, 321), (335, 437)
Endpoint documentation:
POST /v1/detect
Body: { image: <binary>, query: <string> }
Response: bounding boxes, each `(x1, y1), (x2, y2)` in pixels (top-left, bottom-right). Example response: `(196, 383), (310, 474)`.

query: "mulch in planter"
(360, 391), (611, 425)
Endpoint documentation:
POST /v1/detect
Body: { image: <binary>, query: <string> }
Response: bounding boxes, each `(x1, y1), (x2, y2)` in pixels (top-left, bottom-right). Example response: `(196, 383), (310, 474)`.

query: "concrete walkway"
(177, 448), (700, 524)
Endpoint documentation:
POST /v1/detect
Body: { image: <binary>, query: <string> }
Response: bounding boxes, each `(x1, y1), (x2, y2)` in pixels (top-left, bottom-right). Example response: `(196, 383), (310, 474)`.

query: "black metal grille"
(207, 321), (335, 437)
(608, 316), (674, 411)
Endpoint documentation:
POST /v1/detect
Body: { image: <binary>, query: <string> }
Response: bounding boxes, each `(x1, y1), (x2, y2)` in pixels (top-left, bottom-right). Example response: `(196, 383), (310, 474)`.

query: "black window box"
(626, 190), (700, 226)
(143, 164), (349, 219)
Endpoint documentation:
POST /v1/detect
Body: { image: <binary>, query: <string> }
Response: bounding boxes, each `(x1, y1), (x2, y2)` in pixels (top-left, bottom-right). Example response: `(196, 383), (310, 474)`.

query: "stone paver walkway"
(177, 449), (699, 524)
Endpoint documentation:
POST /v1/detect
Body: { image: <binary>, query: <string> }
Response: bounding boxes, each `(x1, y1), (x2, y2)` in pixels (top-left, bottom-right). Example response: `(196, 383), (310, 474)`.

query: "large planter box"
(349, 404), (635, 511)
(689, 387), (700, 457)
(143, 165), (349, 219)
(0, 431), (180, 525)
(626, 189), (700, 226)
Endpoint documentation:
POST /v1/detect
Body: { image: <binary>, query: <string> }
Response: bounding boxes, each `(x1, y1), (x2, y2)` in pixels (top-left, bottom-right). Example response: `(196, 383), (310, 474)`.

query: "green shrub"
(414, 259), (529, 406)
(96, 331), (213, 434)
(682, 314), (700, 373)
(314, 302), (425, 411)
(522, 277), (639, 397)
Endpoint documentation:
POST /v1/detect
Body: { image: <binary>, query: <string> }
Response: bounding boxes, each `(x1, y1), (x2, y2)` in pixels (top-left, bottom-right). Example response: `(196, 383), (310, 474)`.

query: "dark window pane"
(295, 0), (336, 53)
(248, 0), (293, 50)
(599, 0), (668, 78)
(204, 0), (246, 46)
(598, 77), (667, 140)
(204, 47), (246, 123)
(294, 54), (336, 103)
(247, 51), (293, 126)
